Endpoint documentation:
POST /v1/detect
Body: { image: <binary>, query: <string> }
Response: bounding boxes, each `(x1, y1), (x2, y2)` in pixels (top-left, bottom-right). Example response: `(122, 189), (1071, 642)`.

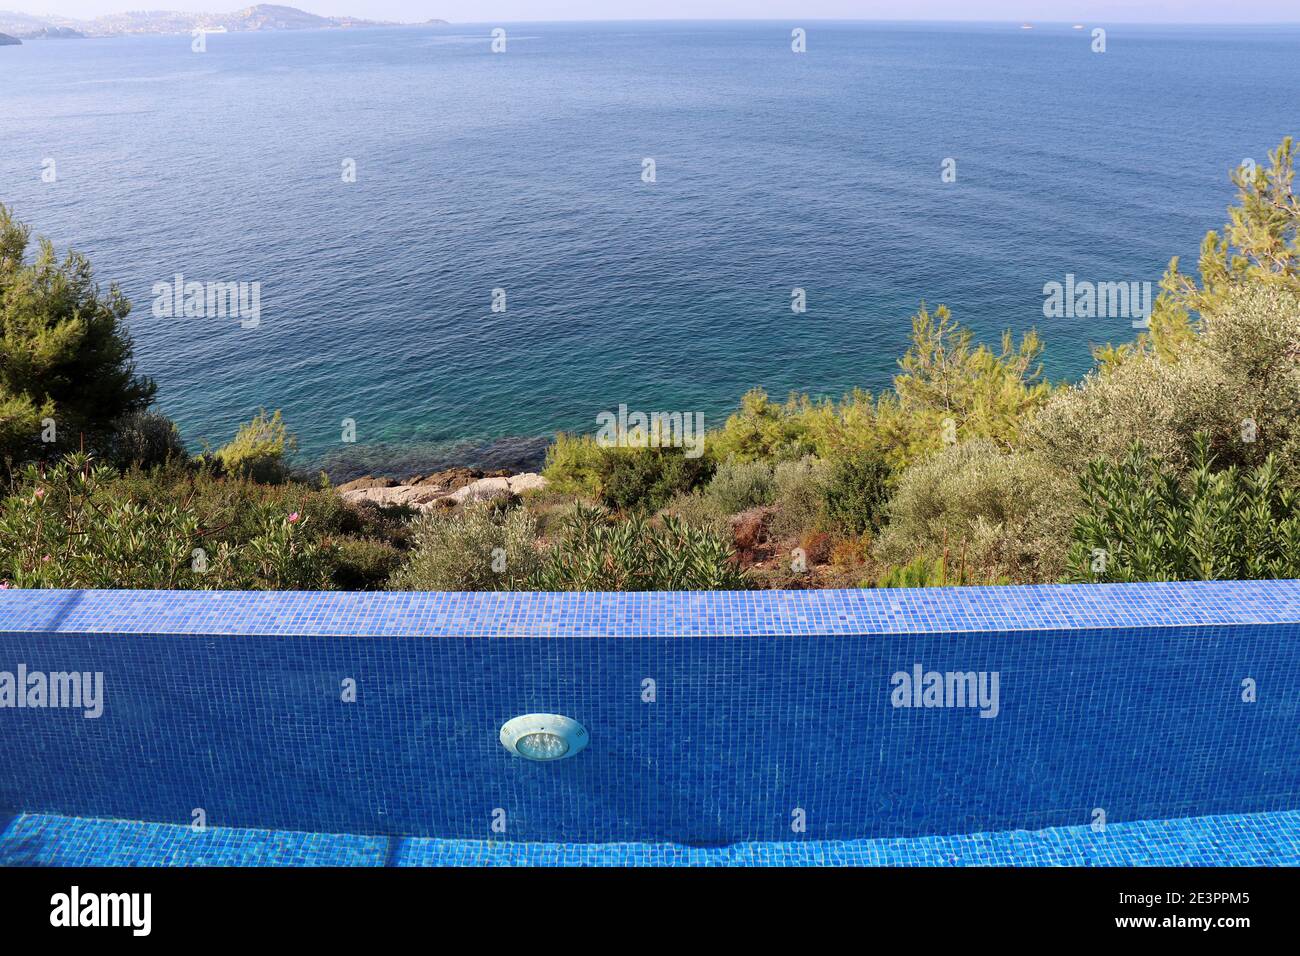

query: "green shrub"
(389, 503), (540, 591)
(331, 497), (416, 547)
(710, 388), (817, 463)
(874, 440), (1076, 583)
(331, 537), (404, 591)
(1035, 138), (1300, 481)
(215, 409), (295, 484)
(1033, 284), (1300, 480)
(872, 303), (1051, 468)
(822, 450), (891, 535)
(109, 457), (351, 544)
(1068, 436), (1300, 582)
(599, 445), (713, 513)
(538, 303), (1053, 518)
(0, 206), (156, 467)
(237, 508), (333, 590)
(542, 432), (713, 513)
(528, 503), (747, 591)
(0, 454), (420, 591)
(1149, 136), (1300, 357)
(702, 460), (775, 514)
(708, 302), (1050, 473)
(105, 410), (188, 470)
(769, 456), (830, 540)
(868, 554), (1011, 588)
(526, 494), (592, 541)
(0, 454), (331, 589)
(659, 489), (731, 537)
(540, 432), (607, 497)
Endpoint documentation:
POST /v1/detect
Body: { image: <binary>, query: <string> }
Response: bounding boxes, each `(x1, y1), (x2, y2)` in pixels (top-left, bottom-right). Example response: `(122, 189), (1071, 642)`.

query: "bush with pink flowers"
(0, 453), (334, 590)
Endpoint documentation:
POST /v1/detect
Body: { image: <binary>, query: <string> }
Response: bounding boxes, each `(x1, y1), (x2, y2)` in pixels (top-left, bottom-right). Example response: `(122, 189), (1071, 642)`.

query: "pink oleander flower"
(42, 555), (51, 563)
(287, 512), (301, 524)
(0, 581), (9, 590)
(34, 487), (45, 499)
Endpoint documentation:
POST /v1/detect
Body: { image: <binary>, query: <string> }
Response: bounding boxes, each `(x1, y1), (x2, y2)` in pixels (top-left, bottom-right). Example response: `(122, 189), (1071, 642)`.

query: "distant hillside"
(0, 31), (21, 45)
(208, 4), (377, 31)
(0, 10), (53, 35)
(0, 5), (448, 38)
(25, 25), (85, 38)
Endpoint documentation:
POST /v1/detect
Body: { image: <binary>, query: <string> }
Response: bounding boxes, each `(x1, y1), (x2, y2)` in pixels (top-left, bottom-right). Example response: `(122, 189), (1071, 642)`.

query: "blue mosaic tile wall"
(7, 810), (1300, 867)
(0, 582), (1298, 844)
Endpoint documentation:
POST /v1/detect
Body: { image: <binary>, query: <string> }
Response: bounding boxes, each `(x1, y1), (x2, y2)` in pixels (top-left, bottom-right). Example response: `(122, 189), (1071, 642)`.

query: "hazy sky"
(15, 0), (1300, 24)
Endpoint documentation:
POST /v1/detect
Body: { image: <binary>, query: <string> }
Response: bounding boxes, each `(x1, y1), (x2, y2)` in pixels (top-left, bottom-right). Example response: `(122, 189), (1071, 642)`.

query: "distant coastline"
(0, 4), (447, 40)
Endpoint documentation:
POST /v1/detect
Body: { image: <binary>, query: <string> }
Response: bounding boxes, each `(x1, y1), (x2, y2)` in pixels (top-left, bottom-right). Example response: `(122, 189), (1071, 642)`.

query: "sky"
(11, 0), (1300, 24)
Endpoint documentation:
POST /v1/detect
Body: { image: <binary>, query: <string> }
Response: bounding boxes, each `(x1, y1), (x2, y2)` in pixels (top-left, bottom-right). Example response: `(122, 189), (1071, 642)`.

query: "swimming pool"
(2, 582), (1298, 865)
(3, 810), (1299, 866)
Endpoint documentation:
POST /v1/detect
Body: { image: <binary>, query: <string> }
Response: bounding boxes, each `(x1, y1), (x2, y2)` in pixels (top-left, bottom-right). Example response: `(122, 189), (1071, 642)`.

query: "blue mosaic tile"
(0, 813), (389, 866)
(2, 580), (1299, 638)
(1, 583), (1298, 845)
(4, 810), (1298, 867)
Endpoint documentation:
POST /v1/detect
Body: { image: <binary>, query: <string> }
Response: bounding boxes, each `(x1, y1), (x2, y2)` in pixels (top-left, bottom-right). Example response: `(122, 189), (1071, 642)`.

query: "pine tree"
(0, 205), (156, 466)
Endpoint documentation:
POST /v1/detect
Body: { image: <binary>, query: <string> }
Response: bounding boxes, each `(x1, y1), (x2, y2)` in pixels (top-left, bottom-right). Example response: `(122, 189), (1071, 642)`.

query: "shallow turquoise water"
(3, 22), (1299, 475)
(3, 810), (1298, 866)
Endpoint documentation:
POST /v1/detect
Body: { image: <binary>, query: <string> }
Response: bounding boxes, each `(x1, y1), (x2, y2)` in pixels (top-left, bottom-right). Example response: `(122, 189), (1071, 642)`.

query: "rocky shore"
(335, 467), (547, 512)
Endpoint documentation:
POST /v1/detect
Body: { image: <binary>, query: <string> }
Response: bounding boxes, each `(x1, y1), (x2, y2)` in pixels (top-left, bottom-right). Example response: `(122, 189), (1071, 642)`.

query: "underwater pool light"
(500, 714), (588, 761)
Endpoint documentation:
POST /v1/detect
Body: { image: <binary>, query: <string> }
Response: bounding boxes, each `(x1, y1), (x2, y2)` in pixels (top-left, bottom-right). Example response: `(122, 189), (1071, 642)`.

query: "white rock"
(339, 485), (445, 508)
(445, 473), (548, 505)
(446, 476), (512, 504)
(507, 473), (548, 495)
(340, 473), (548, 511)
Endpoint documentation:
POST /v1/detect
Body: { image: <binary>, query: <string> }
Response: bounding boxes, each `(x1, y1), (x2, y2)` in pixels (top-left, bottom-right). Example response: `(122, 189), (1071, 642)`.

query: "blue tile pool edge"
(4, 809), (1299, 867)
(2, 581), (1300, 639)
(5, 581), (1298, 846)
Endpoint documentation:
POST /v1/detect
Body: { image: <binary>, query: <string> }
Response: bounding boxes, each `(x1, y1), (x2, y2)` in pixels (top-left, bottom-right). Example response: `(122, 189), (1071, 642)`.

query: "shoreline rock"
(337, 467), (547, 511)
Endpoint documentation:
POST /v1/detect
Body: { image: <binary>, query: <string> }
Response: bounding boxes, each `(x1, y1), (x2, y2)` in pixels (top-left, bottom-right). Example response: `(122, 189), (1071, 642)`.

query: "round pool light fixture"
(500, 714), (588, 761)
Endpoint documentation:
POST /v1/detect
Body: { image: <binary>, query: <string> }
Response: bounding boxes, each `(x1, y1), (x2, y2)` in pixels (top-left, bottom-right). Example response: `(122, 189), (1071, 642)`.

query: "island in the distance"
(0, 32), (21, 45)
(0, 4), (448, 39)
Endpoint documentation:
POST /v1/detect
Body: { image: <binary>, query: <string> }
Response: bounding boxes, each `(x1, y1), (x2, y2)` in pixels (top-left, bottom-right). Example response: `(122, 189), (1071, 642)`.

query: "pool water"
(3, 810), (1298, 867)
(5, 584), (1300, 861)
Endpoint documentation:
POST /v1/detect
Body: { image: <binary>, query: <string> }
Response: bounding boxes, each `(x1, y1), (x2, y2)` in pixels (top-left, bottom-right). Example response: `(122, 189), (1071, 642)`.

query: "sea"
(2, 20), (1298, 477)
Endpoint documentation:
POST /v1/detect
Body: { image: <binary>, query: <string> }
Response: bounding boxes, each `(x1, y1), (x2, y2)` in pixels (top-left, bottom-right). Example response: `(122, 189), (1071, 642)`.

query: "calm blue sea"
(2, 21), (1297, 476)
